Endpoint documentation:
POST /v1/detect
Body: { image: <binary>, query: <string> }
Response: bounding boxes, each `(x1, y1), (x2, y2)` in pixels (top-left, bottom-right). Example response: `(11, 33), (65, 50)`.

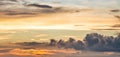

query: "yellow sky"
(0, 0), (119, 30)
(0, 11), (119, 30)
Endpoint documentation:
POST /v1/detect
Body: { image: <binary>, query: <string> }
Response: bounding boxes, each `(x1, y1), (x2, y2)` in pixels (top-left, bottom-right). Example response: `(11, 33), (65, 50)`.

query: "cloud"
(114, 15), (120, 19)
(0, 48), (12, 53)
(26, 4), (53, 8)
(91, 28), (120, 30)
(0, 54), (35, 57)
(109, 9), (120, 20)
(35, 34), (48, 38)
(15, 42), (42, 46)
(0, 33), (120, 57)
(90, 24), (120, 30)
(9, 49), (54, 55)
(9, 0), (18, 2)
(11, 32), (120, 52)
(110, 9), (120, 12)
(0, 1), (15, 5)
(0, 0), (94, 17)
(5, 12), (36, 16)
(0, 6), (76, 16)
(0, 48), (80, 57)
(84, 33), (120, 52)
(111, 24), (120, 28)
(74, 25), (85, 27)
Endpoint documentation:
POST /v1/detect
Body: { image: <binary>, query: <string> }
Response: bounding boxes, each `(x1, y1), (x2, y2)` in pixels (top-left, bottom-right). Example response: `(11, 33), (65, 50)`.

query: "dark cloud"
(110, 9), (120, 12)
(109, 9), (120, 20)
(9, 0), (18, 2)
(0, 0), (92, 17)
(0, 48), (12, 53)
(114, 15), (120, 19)
(0, 54), (34, 57)
(91, 28), (120, 30)
(0, 7), (83, 17)
(1, 32), (120, 52)
(26, 4), (53, 8)
(111, 24), (120, 28)
(91, 24), (120, 30)
(5, 12), (36, 16)
(16, 42), (42, 46)
(84, 33), (120, 52)
(13, 33), (120, 52)
(2, 8), (61, 16)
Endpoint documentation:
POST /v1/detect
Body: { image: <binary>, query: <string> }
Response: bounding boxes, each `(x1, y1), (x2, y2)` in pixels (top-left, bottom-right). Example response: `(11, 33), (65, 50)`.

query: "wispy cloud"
(0, 0), (119, 30)
(110, 9), (120, 12)
(0, 0), (93, 17)
(114, 15), (120, 20)
(111, 24), (120, 28)
(26, 4), (53, 8)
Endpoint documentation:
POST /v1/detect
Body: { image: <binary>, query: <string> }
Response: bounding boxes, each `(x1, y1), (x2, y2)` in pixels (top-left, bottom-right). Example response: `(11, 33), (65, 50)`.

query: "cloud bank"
(12, 33), (120, 52)
(0, 32), (120, 57)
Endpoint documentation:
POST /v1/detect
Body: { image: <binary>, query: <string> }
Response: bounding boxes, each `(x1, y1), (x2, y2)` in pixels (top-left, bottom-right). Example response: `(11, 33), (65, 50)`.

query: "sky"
(0, 0), (119, 30)
(0, 1), (120, 57)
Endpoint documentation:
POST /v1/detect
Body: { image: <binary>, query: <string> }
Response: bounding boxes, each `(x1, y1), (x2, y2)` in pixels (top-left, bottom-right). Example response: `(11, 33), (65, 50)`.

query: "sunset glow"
(0, 0), (120, 57)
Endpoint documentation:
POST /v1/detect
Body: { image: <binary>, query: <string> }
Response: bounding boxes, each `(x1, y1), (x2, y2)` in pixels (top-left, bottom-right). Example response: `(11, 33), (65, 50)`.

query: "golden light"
(10, 49), (54, 56)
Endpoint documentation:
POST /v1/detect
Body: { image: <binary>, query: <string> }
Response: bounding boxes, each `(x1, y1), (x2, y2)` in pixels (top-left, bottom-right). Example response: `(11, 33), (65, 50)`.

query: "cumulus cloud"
(84, 33), (120, 51)
(13, 33), (120, 52)
(0, 33), (120, 57)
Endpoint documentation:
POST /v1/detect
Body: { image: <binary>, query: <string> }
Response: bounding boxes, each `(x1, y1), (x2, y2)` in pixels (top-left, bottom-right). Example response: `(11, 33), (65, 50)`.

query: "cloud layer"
(0, 32), (120, 57)
(11, 33), (120, 52)
(0, 0), (85, 17)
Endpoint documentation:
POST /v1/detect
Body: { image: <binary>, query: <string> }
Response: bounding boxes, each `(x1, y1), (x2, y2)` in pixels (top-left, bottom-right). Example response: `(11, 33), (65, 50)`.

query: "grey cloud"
(84, 33), (120, 52)
(91, 24), (120, 30)
(111, 24), (120, 28)
(0, 0), (91, 17)
(26, 4), (53, 8)
(0, 54), (34, 57)
(91, 28), (120, 30)
(109, 9), (120, 20)
(9, 0), (18, 2)
(0, 2), (6, 5)
(0, 1), (15, 5)
(0, 48), (12, 53)
(114, 15), (120, 19)
(16, 42), (42, 46)
(14, 33), (120, 52)
(5, 12), (36, 16)
(110, 9), (120, 12)
(1, 7), (83, 16)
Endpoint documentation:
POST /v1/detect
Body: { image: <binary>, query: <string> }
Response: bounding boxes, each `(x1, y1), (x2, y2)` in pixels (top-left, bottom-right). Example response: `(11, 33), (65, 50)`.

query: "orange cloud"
(9, 49), (54, 56)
